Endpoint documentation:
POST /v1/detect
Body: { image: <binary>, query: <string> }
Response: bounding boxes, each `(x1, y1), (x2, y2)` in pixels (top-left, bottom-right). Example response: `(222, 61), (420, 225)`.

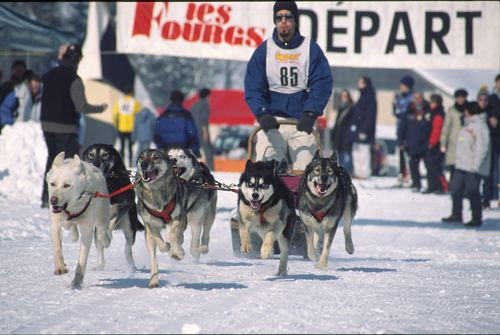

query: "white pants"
(352, 143), (372, 178)
(254, 118), (317, 170)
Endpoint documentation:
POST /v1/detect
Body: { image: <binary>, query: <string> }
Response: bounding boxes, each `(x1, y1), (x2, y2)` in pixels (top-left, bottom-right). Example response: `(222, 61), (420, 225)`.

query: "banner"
(117, 1), (500, 69)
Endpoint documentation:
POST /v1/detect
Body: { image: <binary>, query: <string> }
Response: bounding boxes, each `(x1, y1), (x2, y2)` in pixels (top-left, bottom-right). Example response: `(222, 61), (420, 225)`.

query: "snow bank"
(0, 122), (47, 203)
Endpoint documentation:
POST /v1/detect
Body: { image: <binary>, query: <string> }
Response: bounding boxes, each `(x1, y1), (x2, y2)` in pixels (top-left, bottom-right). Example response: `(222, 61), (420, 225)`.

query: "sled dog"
(82, 144), (145, 272)
(297, 150), (357, 270)
(134, 149), (188, 288)
(46, 152), (111, 289)
(166, 147), (217, 261)
(237, 160), (295, 276)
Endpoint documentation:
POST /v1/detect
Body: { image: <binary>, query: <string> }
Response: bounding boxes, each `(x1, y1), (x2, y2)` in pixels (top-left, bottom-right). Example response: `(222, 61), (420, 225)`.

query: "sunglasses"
(274, 13), (294, 22)
(478, 97), (488, 101)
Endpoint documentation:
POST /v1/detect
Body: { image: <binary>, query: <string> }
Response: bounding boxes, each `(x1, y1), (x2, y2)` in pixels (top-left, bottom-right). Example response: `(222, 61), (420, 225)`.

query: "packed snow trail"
(0, 123), (499, 333)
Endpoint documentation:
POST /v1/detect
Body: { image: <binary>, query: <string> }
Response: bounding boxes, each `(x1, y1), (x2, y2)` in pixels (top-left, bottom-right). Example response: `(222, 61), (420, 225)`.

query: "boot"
(464, 220), (482, 227)
(441, 214), (463, 223)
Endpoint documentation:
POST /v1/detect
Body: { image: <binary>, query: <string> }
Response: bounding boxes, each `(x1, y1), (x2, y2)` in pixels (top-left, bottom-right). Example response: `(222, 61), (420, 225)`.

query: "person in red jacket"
(423, 94), (449, 194)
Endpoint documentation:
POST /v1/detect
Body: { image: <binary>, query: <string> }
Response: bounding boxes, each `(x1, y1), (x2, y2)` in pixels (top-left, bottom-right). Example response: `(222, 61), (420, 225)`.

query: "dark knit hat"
(400, 75), (414, 90)
(454, 88), (468, 98)
(273, 1), (298, 22)
(170, 90), (184, 104)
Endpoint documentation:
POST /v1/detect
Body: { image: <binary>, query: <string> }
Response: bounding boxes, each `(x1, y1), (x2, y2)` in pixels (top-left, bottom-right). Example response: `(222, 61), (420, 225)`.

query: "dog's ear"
(330, 149), (340, 167)
(53, 152), (66, 167)
(72, 155), (82, 173)
(245, 159), (253, 171)
(313, 150), (321, 160)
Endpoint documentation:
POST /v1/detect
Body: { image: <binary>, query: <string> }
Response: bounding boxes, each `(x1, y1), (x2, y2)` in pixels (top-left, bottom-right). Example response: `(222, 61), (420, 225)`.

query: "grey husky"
(82, 144), (144, 273)
(237, 160), (295, 276)
(166, 147), (218, 261)
(297, 150), (357, 270)
(134, 149), (189, 288)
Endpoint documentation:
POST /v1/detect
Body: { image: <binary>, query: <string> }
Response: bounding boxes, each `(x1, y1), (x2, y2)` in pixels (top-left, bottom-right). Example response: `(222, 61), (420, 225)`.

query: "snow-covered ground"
(0, 122), (499, 334)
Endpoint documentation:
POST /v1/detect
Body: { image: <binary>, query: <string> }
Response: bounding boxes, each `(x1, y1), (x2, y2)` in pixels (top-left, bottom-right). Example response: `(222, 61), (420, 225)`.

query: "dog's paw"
(169, 247), (185, 261)
(70, 279), (83, 290)
(345, 240), (354, 254)
(54, 265), (68, 275)
(317, 258), (329, 271)
(240, 240), (252, 253)
(148, 279), (160, 289)
(307, 250), (317, 261)
(158, 241), (171, 253)
(276, 269), (288, 276)
(260, 243), (273, 259)
(199, 245), (209, 254)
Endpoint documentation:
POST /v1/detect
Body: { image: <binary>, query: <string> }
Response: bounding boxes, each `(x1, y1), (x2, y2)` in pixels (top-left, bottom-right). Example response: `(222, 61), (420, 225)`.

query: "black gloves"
(257, 113), (279, 132)
(297, 112), (316, 134)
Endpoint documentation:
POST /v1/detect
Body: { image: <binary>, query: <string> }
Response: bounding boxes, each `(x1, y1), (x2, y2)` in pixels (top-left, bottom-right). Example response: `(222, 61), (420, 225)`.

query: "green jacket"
(440, 105), (463, 166)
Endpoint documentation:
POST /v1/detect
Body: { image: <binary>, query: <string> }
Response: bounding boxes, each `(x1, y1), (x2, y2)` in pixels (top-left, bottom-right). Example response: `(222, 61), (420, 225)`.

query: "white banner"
(117, 1), (500, 69)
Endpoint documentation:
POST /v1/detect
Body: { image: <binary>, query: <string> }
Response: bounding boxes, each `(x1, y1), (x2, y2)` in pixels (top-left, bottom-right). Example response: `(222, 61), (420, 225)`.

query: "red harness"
(93, 183), (134, 199)
(259, 207), (266, 224)
(64, 197), (93, 220)
(142, 196), (177, 223)
(310, 209), (328, 222)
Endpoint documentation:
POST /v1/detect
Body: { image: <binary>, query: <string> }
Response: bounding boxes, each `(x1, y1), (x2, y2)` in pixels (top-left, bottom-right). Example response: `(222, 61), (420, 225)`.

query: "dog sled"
(229, 119), (321, 259)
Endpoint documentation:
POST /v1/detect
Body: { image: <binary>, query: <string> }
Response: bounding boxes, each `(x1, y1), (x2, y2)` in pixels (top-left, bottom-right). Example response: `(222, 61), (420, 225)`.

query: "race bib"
(266, 37), (310, 94)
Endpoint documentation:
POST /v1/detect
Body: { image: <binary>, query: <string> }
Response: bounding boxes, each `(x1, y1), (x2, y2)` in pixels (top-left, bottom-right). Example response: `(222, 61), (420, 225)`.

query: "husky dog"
(46, 152), (111, 289)
(82, 144), (145, 272)
(135, 149), (188, 288)
(297, 150), (357, 270)
(166, 147), (217, 261)
(237, 160), (295, 276)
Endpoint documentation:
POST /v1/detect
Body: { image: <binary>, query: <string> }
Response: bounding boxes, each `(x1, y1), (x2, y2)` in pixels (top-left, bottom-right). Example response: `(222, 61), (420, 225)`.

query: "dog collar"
(142, 196), (176, 223)
(64, 196), (93, 221)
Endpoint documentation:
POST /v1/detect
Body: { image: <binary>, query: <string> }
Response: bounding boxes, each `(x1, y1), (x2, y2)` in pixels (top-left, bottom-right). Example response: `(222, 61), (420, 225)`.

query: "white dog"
(46, 152), (111, 289)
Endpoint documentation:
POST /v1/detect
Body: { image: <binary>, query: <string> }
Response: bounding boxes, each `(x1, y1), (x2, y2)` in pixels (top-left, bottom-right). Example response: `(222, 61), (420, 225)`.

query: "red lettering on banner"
(131, 2), (266, 48)
(216, 5), (231, 25)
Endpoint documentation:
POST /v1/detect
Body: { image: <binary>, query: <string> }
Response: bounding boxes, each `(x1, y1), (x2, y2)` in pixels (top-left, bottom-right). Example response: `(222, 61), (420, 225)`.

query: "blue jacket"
(133, 108), (156, 143)
(0, 90), (19, 127)
(348, 82), (377, 144)
(154, 104), (200, 154)
(398, 101), (432, 156)
(393, 91), (413, 121)
(244, 28), (332, 119)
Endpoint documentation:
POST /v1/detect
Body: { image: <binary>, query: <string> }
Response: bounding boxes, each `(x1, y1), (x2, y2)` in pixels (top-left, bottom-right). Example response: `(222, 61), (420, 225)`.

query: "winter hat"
(400, 75), (414, 90)
(62, 44), (82, 63)
(454, 88), (468, 98)
(273, 1), (298, 22)
(466, 101), (481, 115)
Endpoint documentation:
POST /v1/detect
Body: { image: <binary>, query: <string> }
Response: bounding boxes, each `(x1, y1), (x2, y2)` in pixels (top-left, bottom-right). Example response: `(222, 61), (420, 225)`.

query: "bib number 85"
(280, 66), (298, 87)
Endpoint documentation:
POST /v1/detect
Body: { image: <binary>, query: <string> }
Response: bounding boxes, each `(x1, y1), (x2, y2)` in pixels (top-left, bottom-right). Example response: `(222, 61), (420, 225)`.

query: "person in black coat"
(398, 92), (432, 191)
(349, 76), (377, 179)
(331, 89), (354, 173)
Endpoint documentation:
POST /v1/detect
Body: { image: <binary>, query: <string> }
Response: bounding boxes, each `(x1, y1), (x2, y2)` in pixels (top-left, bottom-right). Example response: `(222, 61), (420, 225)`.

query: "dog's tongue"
(145, 170), (157, 181)
(251, 200), (261, 210)
(316, 184), (327, 196)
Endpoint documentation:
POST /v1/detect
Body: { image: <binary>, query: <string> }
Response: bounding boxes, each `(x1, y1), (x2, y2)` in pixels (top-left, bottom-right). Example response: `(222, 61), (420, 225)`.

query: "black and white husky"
(297, 151), (357, 270)
(135, 149), (189, 288)
(82, 144), (145, 273)
(237, 160), (295, 276)
(166, 147), (217, 261)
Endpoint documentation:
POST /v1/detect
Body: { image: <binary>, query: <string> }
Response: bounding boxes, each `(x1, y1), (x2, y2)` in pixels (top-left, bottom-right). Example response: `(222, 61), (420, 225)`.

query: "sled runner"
(229, 119), (321, 258)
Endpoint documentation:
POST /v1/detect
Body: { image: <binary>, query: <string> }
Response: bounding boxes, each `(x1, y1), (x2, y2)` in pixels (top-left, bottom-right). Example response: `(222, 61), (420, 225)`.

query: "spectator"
(393, 75), (414, 186)
(440, 89), (468, 180)
(112, 87), (141, 167)
(442, 102), (491, 227)
(154, 90), (200, 156)
(397, 92), (431, 192)
(0, 60), (29, 129)
(27, 73), (43, 122)
(12, 60), (32, 123)
(0, 85), (19, 132)
(132, 98), (157, 161)
(244, 0), (332, 171)
(423, 94), (448, 194)
(331, 89), (354, 173)
(478, 90), (499, 209)
(349, 76), (377, 179)
(191, 88), (214, 170)
(487, 74), (500, 206)
(40, 44), (107, 208)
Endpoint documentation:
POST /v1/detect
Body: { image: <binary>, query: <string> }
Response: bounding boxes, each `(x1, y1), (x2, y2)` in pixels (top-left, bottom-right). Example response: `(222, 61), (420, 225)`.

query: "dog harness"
(309, 209), (328, 223)
(64, 197), (93, 221)
(142, 196), (176, 223)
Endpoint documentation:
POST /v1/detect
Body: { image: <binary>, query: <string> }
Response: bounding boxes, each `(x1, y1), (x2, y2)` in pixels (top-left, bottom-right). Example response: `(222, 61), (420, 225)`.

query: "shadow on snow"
(355, 218), (500, 231)
(175, 282), (247, 291)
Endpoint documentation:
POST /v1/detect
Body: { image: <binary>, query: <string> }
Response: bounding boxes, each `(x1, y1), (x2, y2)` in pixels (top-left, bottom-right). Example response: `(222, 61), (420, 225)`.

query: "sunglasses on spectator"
(274, 13), (294, 22)
(479, 97), (488, 101)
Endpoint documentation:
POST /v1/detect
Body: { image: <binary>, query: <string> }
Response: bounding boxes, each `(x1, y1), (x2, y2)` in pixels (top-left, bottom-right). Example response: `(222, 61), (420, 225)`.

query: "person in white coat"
(442, 102), (491, 227)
